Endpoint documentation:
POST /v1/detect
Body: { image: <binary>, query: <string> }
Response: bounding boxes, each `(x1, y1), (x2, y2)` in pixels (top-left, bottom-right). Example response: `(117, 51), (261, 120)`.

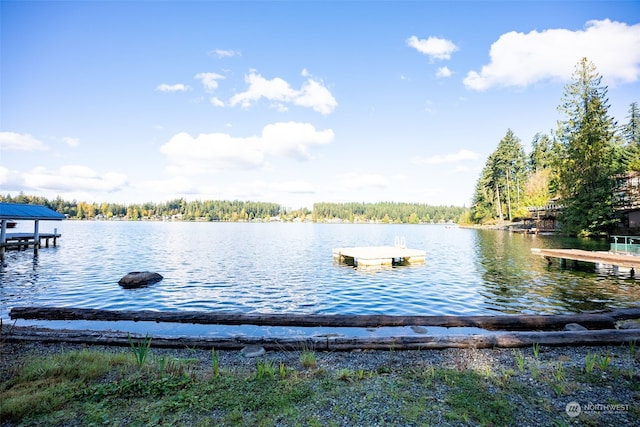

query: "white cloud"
(294, 79), (338, 115)
(334, 172), (389, 190)
(229, 72), (297, 107)
(412, 149), (479, 165)
(160, 122), (334, 174)
(464, 19), (640, 91)
(210, 97), (225, 107)
(260, 121), (334, 160)
(229, 71), (337, 115)
(0, 167), (28, 192)
(210, 48), (241, 58)
(156, 83), (190, 92)
(407, 35), (458, 61)
(0, 132), (47, 151)
(62, 137), (80, 147)
(161, 132), (263, 173)
(436, 66), (452, 78)
(195, 72), (225, 92)
(21, 165), (127, 193)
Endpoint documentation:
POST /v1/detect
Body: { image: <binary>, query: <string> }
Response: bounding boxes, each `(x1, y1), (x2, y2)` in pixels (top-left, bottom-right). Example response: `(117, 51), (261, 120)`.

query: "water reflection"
(473, 230), (640, 313)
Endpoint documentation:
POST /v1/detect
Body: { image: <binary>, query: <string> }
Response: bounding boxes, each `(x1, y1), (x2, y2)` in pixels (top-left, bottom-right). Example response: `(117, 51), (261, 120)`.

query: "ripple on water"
(2, 223), (639, 321)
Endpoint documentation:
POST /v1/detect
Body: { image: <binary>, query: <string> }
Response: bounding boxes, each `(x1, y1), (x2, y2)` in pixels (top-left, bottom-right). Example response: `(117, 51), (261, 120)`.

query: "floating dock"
(333, 246), (426, 267)
(531, 248), (640, 273)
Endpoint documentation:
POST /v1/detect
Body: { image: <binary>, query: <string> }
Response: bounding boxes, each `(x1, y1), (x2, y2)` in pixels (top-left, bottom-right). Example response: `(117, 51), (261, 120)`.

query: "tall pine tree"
(472, 129), (527, 223)
(555, 58), (621, 236)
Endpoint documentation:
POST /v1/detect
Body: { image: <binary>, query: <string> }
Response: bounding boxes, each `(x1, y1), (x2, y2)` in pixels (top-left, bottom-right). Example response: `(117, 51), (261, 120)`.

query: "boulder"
(118, 272), (163, 289)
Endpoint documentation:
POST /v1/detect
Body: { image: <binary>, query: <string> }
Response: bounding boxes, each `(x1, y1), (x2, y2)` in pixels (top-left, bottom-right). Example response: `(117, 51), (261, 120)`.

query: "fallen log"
(9, 306), (640, 331)
(2, 326), (639, 351)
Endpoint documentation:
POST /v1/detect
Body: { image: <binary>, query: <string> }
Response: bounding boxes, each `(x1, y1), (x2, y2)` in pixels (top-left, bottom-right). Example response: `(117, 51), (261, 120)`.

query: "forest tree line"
(312, 202), (466, 223)
(471, 57), (640, 236)
(1, 193), (467, 224)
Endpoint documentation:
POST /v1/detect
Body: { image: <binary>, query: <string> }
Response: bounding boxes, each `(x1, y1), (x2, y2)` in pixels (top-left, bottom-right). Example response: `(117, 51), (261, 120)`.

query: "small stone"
(563, 323), (588, 331)
(411, 325), (428, 334)
(241, 345), (266, 358)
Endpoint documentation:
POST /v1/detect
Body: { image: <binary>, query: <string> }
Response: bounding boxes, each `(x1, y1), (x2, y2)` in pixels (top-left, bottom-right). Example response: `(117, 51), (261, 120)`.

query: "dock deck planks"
(531, 248), (640, 269)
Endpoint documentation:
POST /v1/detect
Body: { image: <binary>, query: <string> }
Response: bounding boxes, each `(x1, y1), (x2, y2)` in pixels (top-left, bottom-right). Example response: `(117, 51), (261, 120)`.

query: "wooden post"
(33, 220), (40, 255)
(0, 219), (6, 260)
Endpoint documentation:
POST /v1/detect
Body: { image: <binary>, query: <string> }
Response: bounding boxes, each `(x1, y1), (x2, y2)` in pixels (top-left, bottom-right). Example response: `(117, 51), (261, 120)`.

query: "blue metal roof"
(0, 203), (66, 221)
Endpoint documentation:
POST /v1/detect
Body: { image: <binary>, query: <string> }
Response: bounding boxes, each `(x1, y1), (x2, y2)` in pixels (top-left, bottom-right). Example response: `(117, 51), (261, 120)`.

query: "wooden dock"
(531, 248), (640, 270)
(1, 232), (61, 251)
(1, 203), (65, 258)
(333, 246), (426, 267)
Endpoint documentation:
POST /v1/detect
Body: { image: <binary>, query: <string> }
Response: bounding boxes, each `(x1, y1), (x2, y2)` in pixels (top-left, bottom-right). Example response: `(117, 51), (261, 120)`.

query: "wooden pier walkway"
(1, 232), (62, 251)
(333, 246), (426, 267)
(531, 248), (640, 270)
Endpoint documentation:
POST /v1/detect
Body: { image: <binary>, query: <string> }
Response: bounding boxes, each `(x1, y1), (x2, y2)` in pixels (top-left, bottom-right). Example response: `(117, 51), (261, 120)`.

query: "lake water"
(2, 221), (639, 337)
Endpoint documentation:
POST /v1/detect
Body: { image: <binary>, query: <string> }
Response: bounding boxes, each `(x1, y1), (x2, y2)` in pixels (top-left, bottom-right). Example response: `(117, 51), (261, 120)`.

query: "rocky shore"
(2, 337), (639, 426)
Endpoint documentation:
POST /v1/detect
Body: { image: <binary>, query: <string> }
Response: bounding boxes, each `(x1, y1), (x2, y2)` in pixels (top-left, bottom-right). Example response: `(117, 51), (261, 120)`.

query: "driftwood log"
(2, 326), (639, 351)
(9, 306), (640, 331)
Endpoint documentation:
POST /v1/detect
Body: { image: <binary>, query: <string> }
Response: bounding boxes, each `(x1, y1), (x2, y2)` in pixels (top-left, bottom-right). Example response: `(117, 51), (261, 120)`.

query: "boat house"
(0, 203), (66, 258)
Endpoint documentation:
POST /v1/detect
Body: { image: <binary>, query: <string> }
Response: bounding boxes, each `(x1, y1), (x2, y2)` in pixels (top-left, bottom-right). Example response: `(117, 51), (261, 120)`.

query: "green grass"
(443, 369), (514, 425)
(300, 350), (317, 369)
(514, 349), (525, 372)
(1, 346), (638, 426)
(585, 352), (597, 374)
(128, 332), (153, 368)
(533, 342), (541, 359)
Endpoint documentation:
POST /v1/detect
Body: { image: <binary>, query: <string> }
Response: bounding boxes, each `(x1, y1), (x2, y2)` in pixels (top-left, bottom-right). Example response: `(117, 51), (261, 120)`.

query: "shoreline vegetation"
(1, 338), (638, 426)
(1, 195), (469, 224)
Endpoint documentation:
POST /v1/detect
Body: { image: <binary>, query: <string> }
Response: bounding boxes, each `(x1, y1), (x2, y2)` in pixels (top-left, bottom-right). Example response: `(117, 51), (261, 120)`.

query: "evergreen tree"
(471, 129), (527, 222)
(620, 102), (640, 171)
(622, 102), (640, 146)
(554, 58), (621, 236)
(529, 132), (553, 172)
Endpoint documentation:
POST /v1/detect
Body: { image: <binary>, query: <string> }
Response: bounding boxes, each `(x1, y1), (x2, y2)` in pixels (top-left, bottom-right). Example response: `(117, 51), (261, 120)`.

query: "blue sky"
(1, 1), (639, 209)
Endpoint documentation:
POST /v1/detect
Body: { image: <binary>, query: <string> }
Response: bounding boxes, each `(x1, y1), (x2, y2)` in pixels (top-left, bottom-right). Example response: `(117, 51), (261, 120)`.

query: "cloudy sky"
(1, 1), (639, 208)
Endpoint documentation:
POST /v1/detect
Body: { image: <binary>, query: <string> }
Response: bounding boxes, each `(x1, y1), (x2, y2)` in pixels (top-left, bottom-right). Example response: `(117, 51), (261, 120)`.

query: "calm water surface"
(2, 221), (639, 336)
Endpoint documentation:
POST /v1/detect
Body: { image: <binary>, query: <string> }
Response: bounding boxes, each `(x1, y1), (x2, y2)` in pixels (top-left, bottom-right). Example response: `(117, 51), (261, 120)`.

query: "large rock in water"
(119, 272), (163, 289)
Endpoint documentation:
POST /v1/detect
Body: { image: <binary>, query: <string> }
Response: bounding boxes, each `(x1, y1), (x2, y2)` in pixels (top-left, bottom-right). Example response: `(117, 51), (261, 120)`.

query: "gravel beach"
(2, 337), (639, 426)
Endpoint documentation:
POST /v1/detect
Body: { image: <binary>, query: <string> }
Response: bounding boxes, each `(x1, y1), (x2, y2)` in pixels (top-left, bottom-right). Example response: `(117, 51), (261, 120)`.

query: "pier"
(531, 247), (640, 275)
(333, 245), (426, 267)
(2, 232), (62, 251)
